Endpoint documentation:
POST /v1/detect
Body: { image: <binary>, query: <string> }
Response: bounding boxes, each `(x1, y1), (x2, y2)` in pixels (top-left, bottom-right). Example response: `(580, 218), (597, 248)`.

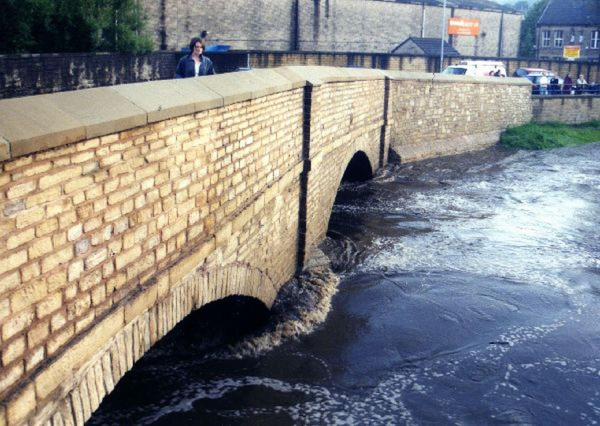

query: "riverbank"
(500, 120), (600, 150)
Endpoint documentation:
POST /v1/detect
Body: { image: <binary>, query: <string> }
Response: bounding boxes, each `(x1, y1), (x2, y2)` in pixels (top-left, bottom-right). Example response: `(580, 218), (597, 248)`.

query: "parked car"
(442, 60), (506, 77)
(513, 67), (548, 77)
(516, 69), (563, 94)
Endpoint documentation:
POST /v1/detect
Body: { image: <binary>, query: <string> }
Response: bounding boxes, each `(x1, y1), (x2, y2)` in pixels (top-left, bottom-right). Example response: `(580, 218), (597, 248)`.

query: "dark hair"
(189, 37), (204, 51)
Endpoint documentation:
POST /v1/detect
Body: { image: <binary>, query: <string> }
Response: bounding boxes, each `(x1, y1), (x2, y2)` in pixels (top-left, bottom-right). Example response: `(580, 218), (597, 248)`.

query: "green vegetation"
(0, 0), (153, 54)
(518, 0), (550, 58)
(500, 121), (600, 150)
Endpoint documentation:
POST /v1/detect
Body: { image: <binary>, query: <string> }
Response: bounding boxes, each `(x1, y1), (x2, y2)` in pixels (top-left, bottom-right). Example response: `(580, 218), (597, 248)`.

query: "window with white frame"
(592, 30), (600, 49)
(554, 30), (563, 47)
(542, 30), (551, 47)
(579, 31), (584, 43)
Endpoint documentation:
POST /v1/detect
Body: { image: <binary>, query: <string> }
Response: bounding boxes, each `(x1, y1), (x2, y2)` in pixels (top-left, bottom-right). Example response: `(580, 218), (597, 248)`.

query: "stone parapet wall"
(0, 66), (395, 425)
(387, 72), (533, 162)
(0, 69), (310, 425)
(531, 96), (600, 124)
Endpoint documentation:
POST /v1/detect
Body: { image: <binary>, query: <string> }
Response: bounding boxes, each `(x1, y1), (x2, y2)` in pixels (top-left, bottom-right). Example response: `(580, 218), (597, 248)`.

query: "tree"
(519, 0), (550, 58)
(511, 1), (531, 13)
(99, 0), (154, 52)
(0, 0), (153, 54)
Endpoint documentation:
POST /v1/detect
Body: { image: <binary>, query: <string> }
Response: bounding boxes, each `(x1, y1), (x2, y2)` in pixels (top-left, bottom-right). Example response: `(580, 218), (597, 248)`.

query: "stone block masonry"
(388, 72), (533, 162)
(140, 0), (521, 58)
(0, 66), (531, 425)
(532, 96), (600, 124)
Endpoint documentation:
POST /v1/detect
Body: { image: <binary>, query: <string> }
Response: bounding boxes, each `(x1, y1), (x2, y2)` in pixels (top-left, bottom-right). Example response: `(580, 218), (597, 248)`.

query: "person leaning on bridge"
(563, 73), (573, 94)
(576, 74), (588, 94)
(549, 74), (559, 95)
(175, 37), (216, 78)
(539, 72), (549, 95)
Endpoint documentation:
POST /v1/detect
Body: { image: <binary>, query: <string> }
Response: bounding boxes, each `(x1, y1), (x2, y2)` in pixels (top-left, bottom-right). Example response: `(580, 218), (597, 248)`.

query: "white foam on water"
(360, 162), (596, 298)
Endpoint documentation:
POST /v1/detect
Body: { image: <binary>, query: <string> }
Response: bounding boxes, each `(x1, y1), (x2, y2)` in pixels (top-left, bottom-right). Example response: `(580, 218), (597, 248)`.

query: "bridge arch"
(341, 150), (374, 182)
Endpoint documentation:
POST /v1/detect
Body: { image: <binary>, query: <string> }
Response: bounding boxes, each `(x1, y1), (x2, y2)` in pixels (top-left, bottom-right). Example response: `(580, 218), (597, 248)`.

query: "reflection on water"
(90, 143), (600, 425)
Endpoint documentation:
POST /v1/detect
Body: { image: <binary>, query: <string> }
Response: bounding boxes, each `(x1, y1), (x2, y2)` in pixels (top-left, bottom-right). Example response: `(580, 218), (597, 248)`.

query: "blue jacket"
(174, 55), (215, 78)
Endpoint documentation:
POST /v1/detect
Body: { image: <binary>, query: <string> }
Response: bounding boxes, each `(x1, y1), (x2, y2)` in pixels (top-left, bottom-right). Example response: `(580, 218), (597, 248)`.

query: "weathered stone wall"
(387, 72), (533, 162)
(0, 66), (540, 426)
(0, 52), (176, 99)
(0, 65), (542, 426)
(0, 66), (394, 425)
(140, 0), (522, 57)
(532, 95), (600, 124)
(0, 69), (311, 425)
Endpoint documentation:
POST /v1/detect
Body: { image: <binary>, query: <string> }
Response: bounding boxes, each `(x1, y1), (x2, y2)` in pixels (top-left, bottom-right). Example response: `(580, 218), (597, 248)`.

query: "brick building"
(141, 0), (522, 58)
(536, 0), (600, 60)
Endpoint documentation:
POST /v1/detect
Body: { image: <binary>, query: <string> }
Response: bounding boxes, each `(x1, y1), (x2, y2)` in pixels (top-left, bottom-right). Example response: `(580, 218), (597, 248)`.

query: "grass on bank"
(500, 120), (600, 150)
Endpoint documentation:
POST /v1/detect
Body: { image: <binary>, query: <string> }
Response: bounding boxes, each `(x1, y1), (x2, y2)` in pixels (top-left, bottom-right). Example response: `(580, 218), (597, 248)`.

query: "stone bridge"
(0, 67), (532, 425)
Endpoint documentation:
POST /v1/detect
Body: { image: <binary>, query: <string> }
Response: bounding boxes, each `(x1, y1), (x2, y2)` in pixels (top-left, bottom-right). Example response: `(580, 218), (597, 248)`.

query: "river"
(89, 142), (600, 425)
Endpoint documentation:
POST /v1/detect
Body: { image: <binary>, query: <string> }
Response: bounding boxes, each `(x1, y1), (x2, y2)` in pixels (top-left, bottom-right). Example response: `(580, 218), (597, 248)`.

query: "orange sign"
(448, 18), (481, 36)
(563, 45), (580, 59)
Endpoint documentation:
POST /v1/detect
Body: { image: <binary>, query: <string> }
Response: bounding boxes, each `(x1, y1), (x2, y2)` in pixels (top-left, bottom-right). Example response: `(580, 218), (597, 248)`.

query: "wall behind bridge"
(531, 96), (600, 124)
(3, 49), (600, 101)
(141, 0), (521, 57)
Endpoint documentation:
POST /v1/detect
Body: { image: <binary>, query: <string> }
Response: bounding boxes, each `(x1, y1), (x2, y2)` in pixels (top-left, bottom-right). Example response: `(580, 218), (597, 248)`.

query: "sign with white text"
(448, 18), (481, 36)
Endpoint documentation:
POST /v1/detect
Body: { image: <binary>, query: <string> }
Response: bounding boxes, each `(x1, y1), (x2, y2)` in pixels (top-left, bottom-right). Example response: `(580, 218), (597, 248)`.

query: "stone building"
(536, 0), (600, 60)
(140, 0), (522, 58)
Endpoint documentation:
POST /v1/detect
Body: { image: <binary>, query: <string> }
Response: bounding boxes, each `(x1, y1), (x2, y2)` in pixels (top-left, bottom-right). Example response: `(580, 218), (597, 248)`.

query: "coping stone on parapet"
(243, 69), (296, 97)
(47, 87), (147, 139)
(170, 78), (224, 114)
(383, 70), (532, 87)
(0, 136), (10, 161)
(194, 69), (294, 107)
(433, 74), (532, 86)
(113, 80), (220, 123)
(382, 70), (436, 81)
(271, 68), (308, 89)
(0, 95), (86, 158)
(276, 66), (385, 87)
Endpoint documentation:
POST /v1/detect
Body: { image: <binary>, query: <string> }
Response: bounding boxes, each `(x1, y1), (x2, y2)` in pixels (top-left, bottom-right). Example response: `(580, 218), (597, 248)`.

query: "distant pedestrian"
(563, 73), (573, 94)
(576, 74), (588, 94)
(175, 37), (215, 78)
(549, 74), (559, 95)
(539, 72), (549, 95)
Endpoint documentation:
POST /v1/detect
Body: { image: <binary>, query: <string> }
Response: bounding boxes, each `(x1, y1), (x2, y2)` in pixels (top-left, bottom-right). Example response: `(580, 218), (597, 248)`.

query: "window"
(579, 31), (584, 43)
(554, 30), (563, 47)
(542, 31), (551, 47)
(592, 31), (600, 49)
(570, 31), (575, 43)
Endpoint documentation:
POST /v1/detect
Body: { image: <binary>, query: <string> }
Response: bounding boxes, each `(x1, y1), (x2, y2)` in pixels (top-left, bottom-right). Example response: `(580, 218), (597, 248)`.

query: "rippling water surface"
(90, 143), (600, 425)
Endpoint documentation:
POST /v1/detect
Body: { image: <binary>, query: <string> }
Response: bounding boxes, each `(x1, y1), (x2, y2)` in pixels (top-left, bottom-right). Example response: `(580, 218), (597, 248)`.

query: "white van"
(442, 60), (506, 77)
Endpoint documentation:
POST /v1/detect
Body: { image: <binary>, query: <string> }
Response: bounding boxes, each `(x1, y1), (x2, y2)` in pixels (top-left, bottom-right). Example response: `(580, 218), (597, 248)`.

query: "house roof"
(392, 37), (461, 56)
(538, 0), (600, 26)
(390, 0), (520, 13)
